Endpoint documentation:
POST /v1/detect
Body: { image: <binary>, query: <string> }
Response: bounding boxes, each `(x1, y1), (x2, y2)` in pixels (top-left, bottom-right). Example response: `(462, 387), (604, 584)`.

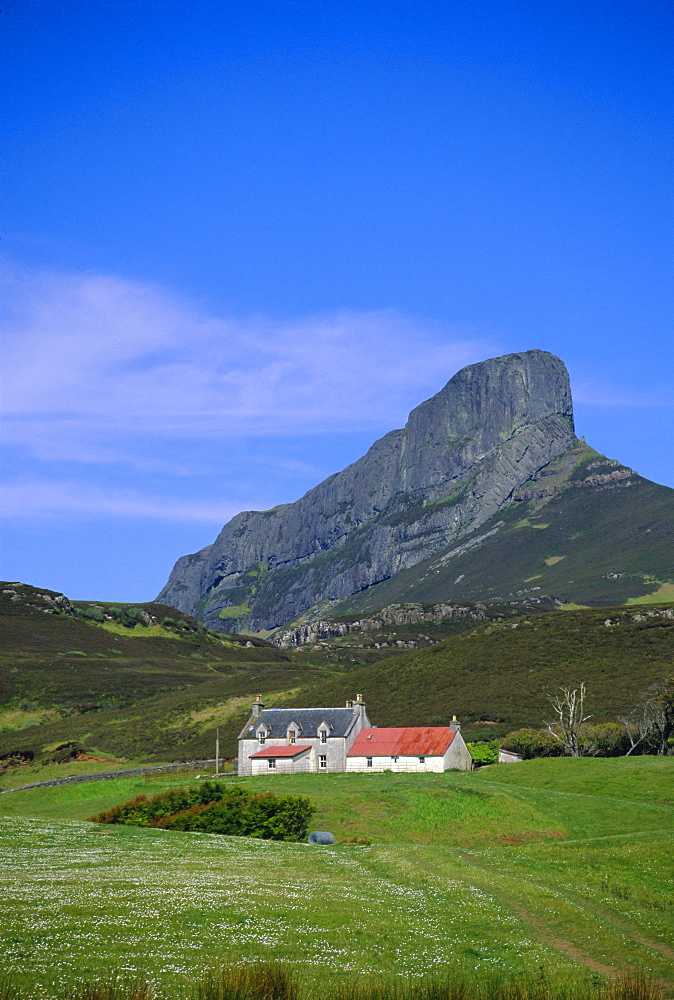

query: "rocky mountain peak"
(157, 349), (576, 630)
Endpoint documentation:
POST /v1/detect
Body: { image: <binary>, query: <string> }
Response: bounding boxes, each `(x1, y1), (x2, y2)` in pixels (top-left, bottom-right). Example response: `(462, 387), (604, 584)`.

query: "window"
(258, 732), (266, 745)
(366, 757), (373, 768)
(391, 756), (399, 763)
(319, 755), (327, 769)
(418, 756), (425, 764)
(289, 731), (296, 745)
(320, 730), (327, 744)
(268, 759), (276, 770)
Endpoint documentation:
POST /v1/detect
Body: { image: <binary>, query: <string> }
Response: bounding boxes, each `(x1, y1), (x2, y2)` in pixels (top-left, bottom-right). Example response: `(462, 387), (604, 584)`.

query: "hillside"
(2, 584), (672, 762)
(0, 582), (316, 762)
(329, 442), (674, 615)
(282, 602), (674, 743)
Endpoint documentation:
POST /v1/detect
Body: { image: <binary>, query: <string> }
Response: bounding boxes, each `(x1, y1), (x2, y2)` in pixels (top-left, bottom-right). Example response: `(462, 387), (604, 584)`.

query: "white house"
(346, 719), (473, 772)
(237, 695), (370, 775)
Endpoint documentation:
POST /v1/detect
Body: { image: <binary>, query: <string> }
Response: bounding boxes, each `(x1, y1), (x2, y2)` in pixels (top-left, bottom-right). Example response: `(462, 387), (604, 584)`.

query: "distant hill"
(1, 583), (671, 762)
(0, 582), (309, 762)
(157, 350), (674, 632)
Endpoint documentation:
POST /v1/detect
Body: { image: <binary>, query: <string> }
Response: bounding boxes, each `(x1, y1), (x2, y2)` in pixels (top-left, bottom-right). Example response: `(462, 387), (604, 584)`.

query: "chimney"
(449, 715), (460, 732)
(251, 695), (264, 719)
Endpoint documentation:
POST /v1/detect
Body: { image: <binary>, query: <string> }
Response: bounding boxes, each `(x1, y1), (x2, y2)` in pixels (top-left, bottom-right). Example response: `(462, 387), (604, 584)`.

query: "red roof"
(249, 745), (312, 759)
(347, 727), (455, 757)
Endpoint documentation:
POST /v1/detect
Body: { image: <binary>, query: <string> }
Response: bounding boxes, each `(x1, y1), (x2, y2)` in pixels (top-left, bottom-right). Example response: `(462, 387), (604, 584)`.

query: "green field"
(1, 758), (673, 997)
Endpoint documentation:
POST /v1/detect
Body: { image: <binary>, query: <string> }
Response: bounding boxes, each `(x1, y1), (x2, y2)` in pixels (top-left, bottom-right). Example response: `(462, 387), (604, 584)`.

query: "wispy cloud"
(0, 264), (498, 527)
(1, 265), (493, 465)
(0, 480), (251, 524)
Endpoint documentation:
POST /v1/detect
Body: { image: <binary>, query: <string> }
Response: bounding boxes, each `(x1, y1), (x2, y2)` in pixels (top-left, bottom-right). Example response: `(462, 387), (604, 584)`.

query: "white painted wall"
(346, 755), (445, 773)
(238, 706), (370, 775)
(445, 731), (473, 771)
(250, 750), (311, 775)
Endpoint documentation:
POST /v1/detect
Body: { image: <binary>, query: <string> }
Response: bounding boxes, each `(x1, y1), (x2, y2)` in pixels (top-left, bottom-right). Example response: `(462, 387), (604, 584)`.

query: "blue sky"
(2, 0), (672, 602)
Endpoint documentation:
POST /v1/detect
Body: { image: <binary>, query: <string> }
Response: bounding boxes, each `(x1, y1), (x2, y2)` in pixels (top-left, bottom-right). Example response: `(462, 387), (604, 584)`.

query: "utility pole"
(215, 726), (220, 775)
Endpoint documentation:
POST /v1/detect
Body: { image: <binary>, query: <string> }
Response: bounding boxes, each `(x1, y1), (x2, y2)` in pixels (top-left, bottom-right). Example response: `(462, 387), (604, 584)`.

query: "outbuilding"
(346, 719), (472, 772)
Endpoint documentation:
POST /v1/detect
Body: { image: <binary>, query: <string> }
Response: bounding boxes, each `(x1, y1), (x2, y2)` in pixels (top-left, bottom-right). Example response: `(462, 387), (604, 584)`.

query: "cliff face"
(157, 350), (576, 630)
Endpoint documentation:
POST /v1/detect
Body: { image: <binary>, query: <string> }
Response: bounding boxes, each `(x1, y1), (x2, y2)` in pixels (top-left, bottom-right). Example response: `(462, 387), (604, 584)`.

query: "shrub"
(466, 740), (499, 766)
(89, 782), (314, 842)
(579, 723), (631, 757)
(90, 781), (239, 826)
(78, 607), (106, 622)
(500, 728), (565, 759)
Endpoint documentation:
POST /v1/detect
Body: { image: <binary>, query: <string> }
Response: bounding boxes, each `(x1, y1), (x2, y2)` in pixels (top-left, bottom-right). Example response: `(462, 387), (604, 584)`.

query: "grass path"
(453, 843), (674, 986)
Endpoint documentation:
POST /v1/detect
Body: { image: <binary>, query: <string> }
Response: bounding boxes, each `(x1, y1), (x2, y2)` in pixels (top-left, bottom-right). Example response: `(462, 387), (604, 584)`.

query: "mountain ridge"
(158, 349), (581, 630)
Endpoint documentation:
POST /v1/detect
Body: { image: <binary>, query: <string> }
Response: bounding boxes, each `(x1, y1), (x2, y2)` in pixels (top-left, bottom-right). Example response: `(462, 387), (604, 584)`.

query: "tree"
(622, 676), (674, 756)
(545, 683), (592, 757)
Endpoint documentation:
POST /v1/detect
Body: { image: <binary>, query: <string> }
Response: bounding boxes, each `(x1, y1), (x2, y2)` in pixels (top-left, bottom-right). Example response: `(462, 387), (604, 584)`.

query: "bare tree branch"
(545, 683), (592, 757)
(620, 675), (674, 756)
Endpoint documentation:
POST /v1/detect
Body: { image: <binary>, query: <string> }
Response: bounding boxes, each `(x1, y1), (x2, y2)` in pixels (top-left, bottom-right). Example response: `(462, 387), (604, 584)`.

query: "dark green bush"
(579, 723), (631, 757)
(90, 781), (240, 826)
(500, 728), (565, 759)
(89, 782), (314, 842)
(77, 606), (106, 622)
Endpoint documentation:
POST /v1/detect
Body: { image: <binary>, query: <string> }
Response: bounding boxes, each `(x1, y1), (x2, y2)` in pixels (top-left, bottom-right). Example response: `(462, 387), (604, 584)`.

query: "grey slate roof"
(245, 707), (359, 739)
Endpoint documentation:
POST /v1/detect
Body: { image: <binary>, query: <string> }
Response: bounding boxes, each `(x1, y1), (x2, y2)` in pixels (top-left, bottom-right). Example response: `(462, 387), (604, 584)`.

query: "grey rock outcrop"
(271, 602), (493, 648)
(157, 350), (575, 630)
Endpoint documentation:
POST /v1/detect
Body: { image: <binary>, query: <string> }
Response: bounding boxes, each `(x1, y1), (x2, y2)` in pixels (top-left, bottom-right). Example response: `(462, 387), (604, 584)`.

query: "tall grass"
(0, 967), (664, 1000)
(333, 971), (663, 1000)
(193, 963), (298, 1000)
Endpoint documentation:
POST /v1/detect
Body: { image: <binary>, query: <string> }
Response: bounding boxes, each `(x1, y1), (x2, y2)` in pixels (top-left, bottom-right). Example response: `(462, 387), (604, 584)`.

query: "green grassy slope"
(274, 602), (527, 669)
(0, 758), (672, 994)
(331, 445), (674, 615)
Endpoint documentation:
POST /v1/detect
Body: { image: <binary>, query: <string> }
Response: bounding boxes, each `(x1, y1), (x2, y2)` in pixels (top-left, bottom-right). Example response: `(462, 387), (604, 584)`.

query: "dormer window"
(289, 730), (296, 745)
(320, 730), (327, 744)
(257, 728), (267, 745)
